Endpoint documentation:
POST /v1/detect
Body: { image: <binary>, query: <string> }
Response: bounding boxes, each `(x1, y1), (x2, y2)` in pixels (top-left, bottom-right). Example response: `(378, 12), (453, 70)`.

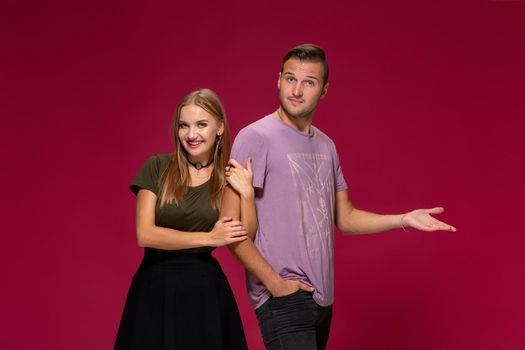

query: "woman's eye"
(178, 124), (187, 129)
(198, 123), (208, 128)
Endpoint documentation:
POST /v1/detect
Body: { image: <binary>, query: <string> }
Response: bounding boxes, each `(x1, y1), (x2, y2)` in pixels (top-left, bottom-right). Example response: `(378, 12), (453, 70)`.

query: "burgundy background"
(2, 1), (524, 349)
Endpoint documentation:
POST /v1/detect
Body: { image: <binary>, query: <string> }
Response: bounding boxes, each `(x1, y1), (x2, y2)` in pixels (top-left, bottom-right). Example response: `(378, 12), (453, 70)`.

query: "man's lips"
(288, 97), (303, 104)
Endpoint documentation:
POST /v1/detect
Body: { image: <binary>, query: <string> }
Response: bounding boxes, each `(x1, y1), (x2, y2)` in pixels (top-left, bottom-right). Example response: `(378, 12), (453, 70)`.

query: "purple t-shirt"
(231, 115), (348, 309)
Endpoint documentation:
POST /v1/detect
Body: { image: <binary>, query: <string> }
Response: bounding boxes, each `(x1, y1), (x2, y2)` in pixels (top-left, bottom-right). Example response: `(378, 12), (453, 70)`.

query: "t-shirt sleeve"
(130, 155), (162, 196)
(332, 144), (348, 192)
(230, 128), (268, 189)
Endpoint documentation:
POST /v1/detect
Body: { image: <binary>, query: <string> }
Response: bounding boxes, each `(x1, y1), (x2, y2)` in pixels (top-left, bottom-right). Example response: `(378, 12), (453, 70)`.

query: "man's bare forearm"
(227, 238), (282, 293)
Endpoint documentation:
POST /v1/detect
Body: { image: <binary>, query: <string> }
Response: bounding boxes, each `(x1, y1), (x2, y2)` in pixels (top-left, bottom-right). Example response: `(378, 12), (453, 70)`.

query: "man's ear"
(320, 82), (329, 99)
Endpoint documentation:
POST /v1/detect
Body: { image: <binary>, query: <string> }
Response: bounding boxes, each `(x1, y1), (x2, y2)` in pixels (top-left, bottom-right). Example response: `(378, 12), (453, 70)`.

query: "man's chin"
(282, 106), (308, 120)
(289, 110), (310, 120)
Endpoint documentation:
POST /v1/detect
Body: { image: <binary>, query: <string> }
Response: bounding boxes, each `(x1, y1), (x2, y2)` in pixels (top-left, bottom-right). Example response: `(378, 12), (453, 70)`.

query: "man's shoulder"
(236, 115), (274, 139)
(242, 114), (274, 130)
(231, 116), (274, 158)
(312, 125), (336, 147)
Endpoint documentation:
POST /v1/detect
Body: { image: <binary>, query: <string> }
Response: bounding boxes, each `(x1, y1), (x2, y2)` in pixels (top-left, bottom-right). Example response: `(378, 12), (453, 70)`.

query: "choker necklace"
(188, 158), (213, 176)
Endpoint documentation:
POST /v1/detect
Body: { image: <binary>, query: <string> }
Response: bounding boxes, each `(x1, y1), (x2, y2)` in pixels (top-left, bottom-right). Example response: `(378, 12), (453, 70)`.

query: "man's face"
(278, 58), (328, 120)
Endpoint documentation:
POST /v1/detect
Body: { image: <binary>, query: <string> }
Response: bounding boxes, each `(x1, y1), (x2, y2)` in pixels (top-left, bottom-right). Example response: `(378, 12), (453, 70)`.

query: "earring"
(216, 133), (222, 152)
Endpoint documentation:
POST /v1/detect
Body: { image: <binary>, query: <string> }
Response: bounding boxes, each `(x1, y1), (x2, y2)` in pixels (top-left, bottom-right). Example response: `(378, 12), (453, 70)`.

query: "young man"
(221, 44), (456, 350)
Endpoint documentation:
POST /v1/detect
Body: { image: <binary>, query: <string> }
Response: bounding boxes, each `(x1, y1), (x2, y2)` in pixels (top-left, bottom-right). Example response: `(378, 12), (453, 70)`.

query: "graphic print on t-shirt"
(287, 153), (335, 262)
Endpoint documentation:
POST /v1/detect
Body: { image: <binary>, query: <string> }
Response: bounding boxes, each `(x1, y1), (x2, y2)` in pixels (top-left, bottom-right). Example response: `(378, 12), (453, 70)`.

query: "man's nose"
(292, 83), (303, 97)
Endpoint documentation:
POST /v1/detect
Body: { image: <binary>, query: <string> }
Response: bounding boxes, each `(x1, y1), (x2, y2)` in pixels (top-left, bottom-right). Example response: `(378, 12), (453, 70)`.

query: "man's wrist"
(265, 273), (284, 296)
(399, 213), (409, 232)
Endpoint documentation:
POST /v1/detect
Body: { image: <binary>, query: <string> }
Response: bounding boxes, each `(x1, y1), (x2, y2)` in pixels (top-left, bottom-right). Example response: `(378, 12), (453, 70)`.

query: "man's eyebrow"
(283, 72), (321, 81)
(305, 75), (321, 82)
(283, 72), (320, 82)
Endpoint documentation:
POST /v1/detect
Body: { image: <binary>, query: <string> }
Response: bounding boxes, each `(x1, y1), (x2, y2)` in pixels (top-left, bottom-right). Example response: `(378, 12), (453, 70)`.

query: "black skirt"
(115, 249), (248, 350)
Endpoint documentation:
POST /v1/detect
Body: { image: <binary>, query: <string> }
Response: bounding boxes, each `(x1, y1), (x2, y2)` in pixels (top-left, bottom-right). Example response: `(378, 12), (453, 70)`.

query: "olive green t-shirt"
(130, 154), (217, 253)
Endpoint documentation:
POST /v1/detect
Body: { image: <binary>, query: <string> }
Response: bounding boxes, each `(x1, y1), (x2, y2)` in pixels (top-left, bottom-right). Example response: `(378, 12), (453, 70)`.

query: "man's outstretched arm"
(221, 185), (314, 296)
(335, 190), (456, 234)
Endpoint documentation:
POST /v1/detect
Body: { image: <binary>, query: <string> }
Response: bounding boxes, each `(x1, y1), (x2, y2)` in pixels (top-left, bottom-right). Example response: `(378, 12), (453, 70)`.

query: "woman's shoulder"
(134, 154), (173, 179)
(144, 153), (172, 167)
(154, 153), (172, 162)
(130, 154), (173, 195)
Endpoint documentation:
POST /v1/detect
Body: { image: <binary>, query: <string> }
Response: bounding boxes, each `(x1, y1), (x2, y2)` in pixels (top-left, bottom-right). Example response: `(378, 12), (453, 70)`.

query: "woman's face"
(178, 104), (223, 163)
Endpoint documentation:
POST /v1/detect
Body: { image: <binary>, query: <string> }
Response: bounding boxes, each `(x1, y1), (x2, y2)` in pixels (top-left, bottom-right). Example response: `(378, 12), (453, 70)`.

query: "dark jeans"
(255, 290), (333, 350)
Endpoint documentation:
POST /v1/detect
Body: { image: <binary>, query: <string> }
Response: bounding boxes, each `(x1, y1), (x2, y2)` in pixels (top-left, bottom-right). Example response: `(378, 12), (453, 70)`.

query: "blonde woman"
(115, 89), (252, 349)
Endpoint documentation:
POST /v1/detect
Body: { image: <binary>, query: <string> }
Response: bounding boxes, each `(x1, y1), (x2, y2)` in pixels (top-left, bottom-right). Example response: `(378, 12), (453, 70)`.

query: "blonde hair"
(159, 88), (230, 210)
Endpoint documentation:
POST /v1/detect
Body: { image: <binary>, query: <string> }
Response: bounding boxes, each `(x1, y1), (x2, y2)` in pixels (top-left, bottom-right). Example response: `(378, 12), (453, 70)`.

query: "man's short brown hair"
(281, 44), (329, 86)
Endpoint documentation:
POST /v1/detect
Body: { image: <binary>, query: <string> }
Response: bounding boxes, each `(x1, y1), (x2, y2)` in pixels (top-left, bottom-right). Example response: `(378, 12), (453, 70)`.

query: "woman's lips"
(186, 140), (202, 148)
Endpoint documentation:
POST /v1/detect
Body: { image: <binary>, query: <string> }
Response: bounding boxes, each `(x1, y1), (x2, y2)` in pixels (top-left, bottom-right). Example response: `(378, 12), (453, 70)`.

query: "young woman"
(115, 88), (253, 349)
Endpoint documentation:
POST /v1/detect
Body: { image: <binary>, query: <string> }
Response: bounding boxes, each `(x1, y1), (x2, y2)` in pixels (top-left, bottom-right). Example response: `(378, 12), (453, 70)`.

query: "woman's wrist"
(201, 231), (215, 247)
(239, 187), (255, 200)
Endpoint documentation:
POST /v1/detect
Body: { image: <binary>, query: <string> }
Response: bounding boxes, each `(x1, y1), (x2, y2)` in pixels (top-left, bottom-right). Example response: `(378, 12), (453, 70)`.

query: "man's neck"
(275, 107), (313, 134)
